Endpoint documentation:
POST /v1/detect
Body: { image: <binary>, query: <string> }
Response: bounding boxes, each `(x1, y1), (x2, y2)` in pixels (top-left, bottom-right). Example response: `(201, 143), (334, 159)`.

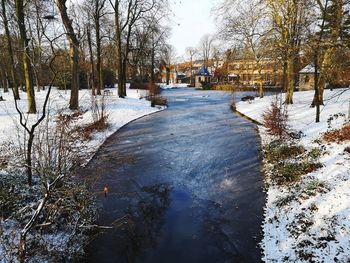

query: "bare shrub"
(148, 82), (160, 96)
(91, 94), (108, 123)
(145, 82), (166, 107)
(73, 94), (111, 141)
(150, 96), (167, 107)
(0, 109), (97, 262)
(263, 99), (289, 139)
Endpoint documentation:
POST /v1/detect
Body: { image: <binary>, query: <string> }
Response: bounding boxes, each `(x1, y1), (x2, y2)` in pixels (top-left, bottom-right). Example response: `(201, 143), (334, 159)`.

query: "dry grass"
(323, 124), (350, 143)
(76, 116), (109, 141)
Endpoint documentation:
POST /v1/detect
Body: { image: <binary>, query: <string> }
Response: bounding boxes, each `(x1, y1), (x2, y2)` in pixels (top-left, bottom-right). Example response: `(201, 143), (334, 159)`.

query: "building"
(227, 58), (283, 86)
(195, 65), (212, 88)
(299, 64), (317, 91)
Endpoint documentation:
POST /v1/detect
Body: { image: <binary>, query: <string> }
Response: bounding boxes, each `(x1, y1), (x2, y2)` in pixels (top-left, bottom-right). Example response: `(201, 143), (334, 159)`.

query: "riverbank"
(236, 89), (350, 262)
(0, 88), (164, 262)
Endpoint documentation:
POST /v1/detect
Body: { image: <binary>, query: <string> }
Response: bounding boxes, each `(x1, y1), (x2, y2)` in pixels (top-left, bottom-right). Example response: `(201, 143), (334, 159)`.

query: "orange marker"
(103, 186), (109, 197)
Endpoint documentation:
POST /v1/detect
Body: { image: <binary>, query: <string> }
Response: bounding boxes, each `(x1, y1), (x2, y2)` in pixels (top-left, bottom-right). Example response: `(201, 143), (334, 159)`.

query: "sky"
(168, 0), (217, 59)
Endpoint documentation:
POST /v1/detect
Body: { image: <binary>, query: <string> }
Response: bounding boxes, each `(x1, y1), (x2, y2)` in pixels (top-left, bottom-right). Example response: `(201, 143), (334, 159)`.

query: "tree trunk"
(69, 45), (79, 109)
(122, 57), (127, 96)
(87, 26), (96, 96)
(257, 61), (264, 98)
(314, 53), (321, 123)
(166, 67), (170, 85)
(15, 0), (36, 113)
(285, 55), (294, 104)
(26, 133), (34, 186)
(313, 47), (333, 106)
(2, 0), (20, 98)
(56, 0), (80, 110)
(151, 43), (155, 82)
(190, 57), (193, 86)
(96, 16), (103, 95)
(114, 0), (124, 98)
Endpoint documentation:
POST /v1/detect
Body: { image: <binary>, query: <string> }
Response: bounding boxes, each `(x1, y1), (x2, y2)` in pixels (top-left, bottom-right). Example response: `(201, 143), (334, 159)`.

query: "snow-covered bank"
(0, 87), (164, 262)
(0, 87), (164, 161)
(236, 89), (350, 262)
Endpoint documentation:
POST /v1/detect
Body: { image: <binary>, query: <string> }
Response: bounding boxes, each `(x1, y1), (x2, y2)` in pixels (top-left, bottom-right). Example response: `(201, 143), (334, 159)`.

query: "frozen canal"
(82, 89), (265, 263)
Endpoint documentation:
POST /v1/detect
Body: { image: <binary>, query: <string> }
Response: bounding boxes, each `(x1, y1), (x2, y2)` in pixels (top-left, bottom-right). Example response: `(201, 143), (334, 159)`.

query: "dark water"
(81, 89), (265, 263)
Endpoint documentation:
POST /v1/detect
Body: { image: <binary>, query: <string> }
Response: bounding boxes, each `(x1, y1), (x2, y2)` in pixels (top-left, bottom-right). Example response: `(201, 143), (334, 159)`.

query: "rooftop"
(195, 65), (211, 76)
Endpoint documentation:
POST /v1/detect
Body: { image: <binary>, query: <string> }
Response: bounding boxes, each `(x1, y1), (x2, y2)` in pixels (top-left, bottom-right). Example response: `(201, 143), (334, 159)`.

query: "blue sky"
(168, 0), (217, 58)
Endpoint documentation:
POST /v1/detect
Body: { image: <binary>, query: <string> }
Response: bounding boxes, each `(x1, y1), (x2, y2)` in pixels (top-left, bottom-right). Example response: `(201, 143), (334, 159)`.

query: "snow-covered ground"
(0, 87), (163, 162)
(0, 87), (164, 262)
(236, 89), (350, 262)
(159, 83), (189, 89)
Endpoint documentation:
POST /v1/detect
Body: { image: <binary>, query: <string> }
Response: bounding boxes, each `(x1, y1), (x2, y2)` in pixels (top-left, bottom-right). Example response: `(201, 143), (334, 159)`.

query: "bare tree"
(185, 47), (197, 85)
(1, 0), (20, 99)
(15, 0), (36, 113)
(199, 34), (213, 68)
(162, 44), (175, 85)
(312, 0), (349, 106)
(216, 0), (271, 97)
(56, 0), (80, 110)
(266, 0), (310, 104)
(93, 0), (107, 95)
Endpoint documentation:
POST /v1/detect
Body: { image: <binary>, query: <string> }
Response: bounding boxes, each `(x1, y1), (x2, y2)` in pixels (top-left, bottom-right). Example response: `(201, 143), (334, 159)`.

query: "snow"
(159, 83), (189, 89)
(299, 64), (318, 74)
(236, 89), (350, 262)
(0, 87), (164, 162)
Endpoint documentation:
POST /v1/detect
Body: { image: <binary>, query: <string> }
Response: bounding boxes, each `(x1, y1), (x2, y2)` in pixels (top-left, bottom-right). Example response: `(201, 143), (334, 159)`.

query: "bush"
(304, 179), (326, 196)
(323, 124), (350, 143)
(271, 162), (322, 185)
(307, 147), (322, 160)
(129, 82), (148, 90)
(201, 81), (214, 90)
(345, 146), (350, 154)
(0, 180), (19, 219)
(264, 141), (305, 162)
(263, 99), (289, 139)
(148, 82), (160, 96)
(214, 84), (236, 91)
(264, 141), (323, 186)
(0, 109), (97, 261)
(179, 77), (191, 84)
(150, 96), (167, 107)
